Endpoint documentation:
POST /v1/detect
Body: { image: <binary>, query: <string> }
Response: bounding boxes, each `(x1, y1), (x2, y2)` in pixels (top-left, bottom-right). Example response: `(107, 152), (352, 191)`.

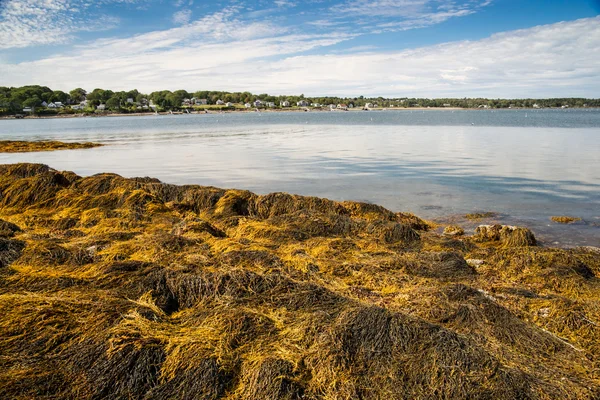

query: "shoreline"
(2, 106), (594, 120)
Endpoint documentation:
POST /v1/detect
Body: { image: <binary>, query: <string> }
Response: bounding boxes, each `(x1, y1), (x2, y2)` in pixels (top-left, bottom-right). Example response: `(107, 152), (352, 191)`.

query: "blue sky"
(1, 0), (599, 97)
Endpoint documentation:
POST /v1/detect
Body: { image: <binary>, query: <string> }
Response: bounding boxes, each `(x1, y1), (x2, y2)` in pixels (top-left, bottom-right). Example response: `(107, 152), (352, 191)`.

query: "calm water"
(1, 109), (599, 247)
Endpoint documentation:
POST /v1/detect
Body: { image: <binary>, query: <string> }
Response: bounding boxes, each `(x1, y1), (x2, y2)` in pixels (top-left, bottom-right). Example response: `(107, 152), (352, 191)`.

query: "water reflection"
(1, 110), (599, 246)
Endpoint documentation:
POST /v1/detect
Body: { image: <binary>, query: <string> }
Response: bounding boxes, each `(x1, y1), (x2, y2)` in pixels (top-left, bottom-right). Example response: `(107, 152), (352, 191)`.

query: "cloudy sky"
(0, 0), (599, 97)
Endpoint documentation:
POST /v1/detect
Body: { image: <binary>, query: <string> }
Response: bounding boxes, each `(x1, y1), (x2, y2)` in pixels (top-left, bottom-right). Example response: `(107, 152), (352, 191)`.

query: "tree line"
(1, 85), (598, 115)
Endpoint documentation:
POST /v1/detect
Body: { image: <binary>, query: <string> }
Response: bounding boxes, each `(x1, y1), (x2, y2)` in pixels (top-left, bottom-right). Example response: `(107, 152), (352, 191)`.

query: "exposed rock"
(475, 224), (536, 247)
(443, 225), (465, 236)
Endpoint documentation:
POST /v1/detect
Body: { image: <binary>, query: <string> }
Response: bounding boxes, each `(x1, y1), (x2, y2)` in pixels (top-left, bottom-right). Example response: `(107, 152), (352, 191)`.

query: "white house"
(216, 100), (225, 105)
(22, 107), (33, 113)
(195, 99), (208, 105)
(97, 104), (106, 111)
(348, 104), (354, 109)
(532, 103), (541, 109)
(127, 98), (134, 104)
(54, 102), (64, 108)
(365, 103), (374, 109)
(254, 99), (263, 107)
(266, 102), (275, 108)
(71, 105), (82, 110)
(47, 102), (57, 108)
(41, 101), (48, 107)
(280, 101), (290, 107)
(297, 100), (310, 107)
(225, 102), (234, 107)
(244, 103), (252, 108)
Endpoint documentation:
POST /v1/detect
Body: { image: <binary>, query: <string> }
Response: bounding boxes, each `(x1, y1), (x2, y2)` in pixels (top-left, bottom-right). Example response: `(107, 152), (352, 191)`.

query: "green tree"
(106, 97), (121, 110)
(70, 88), (87, 102)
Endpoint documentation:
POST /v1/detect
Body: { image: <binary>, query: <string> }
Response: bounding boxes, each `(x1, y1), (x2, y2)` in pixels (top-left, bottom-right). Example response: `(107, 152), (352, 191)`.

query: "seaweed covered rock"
(0, 163), (599, 400)
(0, 219), (21, 238)
(475, 224), (537, 247)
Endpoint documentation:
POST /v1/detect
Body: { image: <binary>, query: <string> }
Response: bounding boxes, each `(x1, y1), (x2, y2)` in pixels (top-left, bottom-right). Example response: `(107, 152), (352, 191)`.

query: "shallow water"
(1, 109), (599, 247)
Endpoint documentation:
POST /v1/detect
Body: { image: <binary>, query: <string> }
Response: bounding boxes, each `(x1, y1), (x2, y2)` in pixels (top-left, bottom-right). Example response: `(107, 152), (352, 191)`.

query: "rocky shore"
(0, 163), (599, 399)
(0, 140), (102, 153)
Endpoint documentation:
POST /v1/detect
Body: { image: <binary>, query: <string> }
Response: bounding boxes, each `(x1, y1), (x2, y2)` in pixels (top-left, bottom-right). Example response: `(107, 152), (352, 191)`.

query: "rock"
(0, 219), (22, 238)
(475, 224), (536, 247)
(466, 259), (485, 267)
(443, 225), (465, 236)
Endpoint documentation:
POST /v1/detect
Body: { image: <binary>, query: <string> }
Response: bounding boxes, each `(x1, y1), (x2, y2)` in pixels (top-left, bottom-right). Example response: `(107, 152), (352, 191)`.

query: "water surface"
(1, 109), (599, 247)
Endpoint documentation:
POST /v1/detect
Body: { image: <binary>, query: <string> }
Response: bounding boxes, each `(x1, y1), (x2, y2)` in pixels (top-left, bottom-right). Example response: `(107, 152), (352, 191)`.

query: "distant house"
(195, 99), (208, 105)
(127, 98), (134, 104)
(22, 107), (33, 113)
(71, 105), (82, 110)
(254, 100), (263, 107)
(266, 102), (275, 108)
(47, 102), (57, 108)
(54, 102), (64, 108)
(216, 100), (225, 105)
(96, 104), (106, 111)
(244, 103), (252, 108)
(182, 98), (192, 106)
(561, 105), (569, 109)
(337, 104), (348, 109)
(532, 104), (541, 109)
(80, 100), (89, 107)
(365, 103), (374, 109)
(297, 100), (310, 107)
(348, 103), (354, 109)
(280, 101), (290, 107)
(225, 102), (234, 107)
(41, 101), (48, 107)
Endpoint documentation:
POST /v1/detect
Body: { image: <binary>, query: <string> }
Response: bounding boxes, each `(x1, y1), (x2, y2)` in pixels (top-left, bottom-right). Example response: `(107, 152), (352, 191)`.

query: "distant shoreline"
(2, 106), (593, 120)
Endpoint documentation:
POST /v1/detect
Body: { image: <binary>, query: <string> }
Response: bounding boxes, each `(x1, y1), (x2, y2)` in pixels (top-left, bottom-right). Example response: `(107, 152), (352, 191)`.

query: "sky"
(0, 0), (599, 98)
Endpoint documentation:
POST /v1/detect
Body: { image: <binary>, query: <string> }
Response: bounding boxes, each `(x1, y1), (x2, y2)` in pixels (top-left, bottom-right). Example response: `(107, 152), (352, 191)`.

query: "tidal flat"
(1, 163), (599, 399)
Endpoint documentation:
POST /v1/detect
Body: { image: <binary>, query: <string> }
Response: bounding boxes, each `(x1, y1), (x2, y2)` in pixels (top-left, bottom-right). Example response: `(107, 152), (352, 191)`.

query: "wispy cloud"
(328, 0), (492, 33)
(0, 0), (144, 49)
(172, 8), (192, 25)
(1, 15), (598, 98)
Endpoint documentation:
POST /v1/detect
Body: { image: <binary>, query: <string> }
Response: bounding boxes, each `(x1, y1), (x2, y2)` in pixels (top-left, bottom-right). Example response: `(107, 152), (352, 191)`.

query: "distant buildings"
(297, 100), (309, 107)
(216, 100), (225, 105)
(280, 101), (290, 107)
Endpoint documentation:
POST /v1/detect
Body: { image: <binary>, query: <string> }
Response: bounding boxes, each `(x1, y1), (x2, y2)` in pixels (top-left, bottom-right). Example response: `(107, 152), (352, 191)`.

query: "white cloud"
(172, 9), (192, 25)
(330, 0), (491, 32)
(0, 0), (143, 49)
(1, 14), (598, 98)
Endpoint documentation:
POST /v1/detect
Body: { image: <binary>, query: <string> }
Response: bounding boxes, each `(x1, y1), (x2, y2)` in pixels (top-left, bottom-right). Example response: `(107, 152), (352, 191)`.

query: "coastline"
(1, 106), (586, 120)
